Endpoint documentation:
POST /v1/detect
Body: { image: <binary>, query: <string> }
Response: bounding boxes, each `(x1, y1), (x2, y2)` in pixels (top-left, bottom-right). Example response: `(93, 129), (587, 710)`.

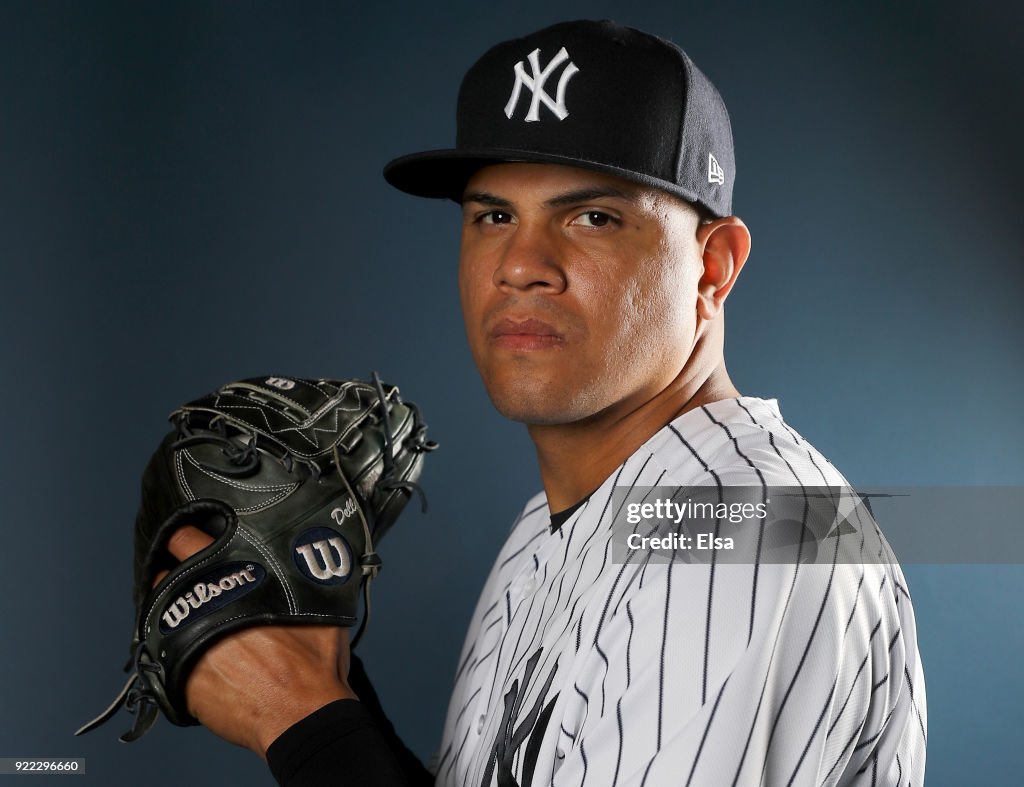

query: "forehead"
(462, 162), (662, 206)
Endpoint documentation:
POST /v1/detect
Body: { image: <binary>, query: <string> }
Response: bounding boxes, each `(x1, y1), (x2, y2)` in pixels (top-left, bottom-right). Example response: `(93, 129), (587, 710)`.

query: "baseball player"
(149, 19), (927, 787)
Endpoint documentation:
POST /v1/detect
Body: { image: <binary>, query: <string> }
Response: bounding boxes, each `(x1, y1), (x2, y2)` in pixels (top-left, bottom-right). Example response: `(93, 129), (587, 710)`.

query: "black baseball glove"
(76, 374), (437, 742)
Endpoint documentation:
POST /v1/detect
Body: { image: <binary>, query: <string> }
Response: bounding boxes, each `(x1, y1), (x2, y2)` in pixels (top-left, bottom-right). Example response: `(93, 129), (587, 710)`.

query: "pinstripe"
(547, 465), (635, 652)
(655, 542), (675, 749)
(757, 520), (843, 783)
(685, 676), (730, 787)
(728, 563), (795, 786)
(612, 700), (624, 787)
(668, 421), (725, 706)
(701, 404), (768, 644)
(499, 528), (547, 569)
(502, 562), (550, 681)
(822, 715), (867, 782)
(638, 750), (656, 787)
(828, 689), (900, 782)
(592, 470), (664, 717)
(827, 617), (884, 737)
(595, 637), (609, 717)
(572, 466), (627, 567)
(611, 545), (654, 618)
(842, 567), (868, 639)
(791, 610), (885, 785)
(453, 644), (478, 687)
(515, 500), (549, 529)
(903, 663), (928, 744)
(729, 556), (814, 786)
(625, 600), (635, 688)
(452, 686), (483, 731)
(471, 641), (499, 676)
(727, 407), (819, 786)
(435, 741), (453, 774)
(854, 717), (891, 752)
(481, 597), (501, 620)
(444, 718), (474, 783)
(785, 670), (841, 787)
(699, 493), (721, 707)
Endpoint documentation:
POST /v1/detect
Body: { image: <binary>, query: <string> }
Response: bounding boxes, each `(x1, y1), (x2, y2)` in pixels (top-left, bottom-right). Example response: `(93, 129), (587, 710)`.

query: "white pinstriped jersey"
(435, 397), (926, 787)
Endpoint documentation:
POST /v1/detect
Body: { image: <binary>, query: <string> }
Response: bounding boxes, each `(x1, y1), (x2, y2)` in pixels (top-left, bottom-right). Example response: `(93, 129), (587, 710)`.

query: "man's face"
(459, 163), (705, 426)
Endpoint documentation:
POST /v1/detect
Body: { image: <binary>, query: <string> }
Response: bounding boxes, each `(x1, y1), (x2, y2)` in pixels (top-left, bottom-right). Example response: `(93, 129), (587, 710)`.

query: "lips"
(490, 317), (565, 351)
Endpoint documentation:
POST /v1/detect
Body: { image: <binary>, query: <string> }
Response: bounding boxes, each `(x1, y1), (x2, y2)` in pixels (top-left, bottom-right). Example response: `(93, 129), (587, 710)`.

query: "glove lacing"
(74, 644), (163, 742)
(330, 372), (437, 648)
(171, 412), (260, 477)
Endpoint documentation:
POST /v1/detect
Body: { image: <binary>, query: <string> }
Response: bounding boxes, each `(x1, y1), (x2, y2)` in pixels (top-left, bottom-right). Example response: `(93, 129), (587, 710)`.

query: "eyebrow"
(462, 191), (513, 208)
(544, 186), (634, 207)
(462, 185), (637, 209)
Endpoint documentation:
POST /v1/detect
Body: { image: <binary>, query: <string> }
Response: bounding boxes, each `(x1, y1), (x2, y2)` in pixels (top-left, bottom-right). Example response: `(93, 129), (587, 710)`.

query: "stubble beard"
(482, 360), (611, 426)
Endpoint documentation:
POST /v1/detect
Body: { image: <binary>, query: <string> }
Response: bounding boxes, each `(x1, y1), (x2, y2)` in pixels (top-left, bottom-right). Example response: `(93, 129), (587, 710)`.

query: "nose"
(492, 224), (567, 294)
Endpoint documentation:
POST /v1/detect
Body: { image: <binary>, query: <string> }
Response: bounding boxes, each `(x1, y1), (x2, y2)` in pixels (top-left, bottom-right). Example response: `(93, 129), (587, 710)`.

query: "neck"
(528, 345), (739, 513)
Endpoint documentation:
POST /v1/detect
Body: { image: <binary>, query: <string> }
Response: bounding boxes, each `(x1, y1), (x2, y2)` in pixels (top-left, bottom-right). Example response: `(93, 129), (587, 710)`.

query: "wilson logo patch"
(293, 527), (354, 585)
(159, 562), (265, 633)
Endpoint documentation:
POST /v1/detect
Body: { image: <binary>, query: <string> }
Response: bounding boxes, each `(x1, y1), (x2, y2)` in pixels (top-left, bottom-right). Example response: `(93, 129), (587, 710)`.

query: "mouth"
(489, 317), (565, 352)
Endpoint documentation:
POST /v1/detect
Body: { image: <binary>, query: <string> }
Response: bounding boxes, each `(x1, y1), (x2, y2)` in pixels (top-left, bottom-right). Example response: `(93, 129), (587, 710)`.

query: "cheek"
(458, 253), (497, 367)
(602, 259), (696, 363)
(457, 255), (482, 327)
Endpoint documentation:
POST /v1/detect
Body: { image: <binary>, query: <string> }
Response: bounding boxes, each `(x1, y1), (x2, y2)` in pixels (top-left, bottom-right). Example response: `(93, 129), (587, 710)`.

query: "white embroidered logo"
(161, 566), (258, 630)
(295, 537), (351, 581)
(504, 47), (579, 122)
(331, 499), (358, 525)
(265, 377), (296, 390)
(708, 153), (725, 185)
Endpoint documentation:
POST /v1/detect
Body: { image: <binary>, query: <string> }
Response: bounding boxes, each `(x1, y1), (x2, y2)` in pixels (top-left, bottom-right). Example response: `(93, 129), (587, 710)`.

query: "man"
(163, 20), (927, 786)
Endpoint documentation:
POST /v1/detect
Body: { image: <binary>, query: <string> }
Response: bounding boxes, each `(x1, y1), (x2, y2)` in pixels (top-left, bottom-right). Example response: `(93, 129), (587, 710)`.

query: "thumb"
(153, 525), (217, 588)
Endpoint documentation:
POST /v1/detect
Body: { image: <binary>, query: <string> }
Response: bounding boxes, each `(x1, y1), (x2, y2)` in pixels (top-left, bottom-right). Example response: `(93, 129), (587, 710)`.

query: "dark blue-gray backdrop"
(2, 2), (1021, 785)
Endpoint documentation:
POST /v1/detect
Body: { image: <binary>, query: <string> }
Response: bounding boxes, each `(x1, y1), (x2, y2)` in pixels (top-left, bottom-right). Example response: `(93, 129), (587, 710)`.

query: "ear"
(695, 216), (751, 321)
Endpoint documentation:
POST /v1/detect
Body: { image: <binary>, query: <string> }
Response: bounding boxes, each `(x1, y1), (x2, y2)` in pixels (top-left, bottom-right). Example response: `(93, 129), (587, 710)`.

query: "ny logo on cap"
(504, 46), (579, 122)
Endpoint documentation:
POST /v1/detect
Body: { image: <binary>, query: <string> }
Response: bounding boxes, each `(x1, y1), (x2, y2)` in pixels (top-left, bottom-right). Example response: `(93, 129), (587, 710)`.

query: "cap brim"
(383, 148), (712, 211)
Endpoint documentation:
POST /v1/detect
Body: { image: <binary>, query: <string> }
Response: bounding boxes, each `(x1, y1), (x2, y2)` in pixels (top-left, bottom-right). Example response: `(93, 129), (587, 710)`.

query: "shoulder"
(645, 396), (846, 487)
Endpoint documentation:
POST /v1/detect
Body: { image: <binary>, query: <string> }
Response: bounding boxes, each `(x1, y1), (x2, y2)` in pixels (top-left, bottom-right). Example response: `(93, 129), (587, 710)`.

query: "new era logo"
(708, 153), (725, 185)
(504, 46), (579, 122)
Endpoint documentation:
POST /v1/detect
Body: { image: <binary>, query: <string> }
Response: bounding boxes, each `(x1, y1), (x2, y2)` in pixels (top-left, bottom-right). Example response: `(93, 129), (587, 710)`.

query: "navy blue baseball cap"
(384, 19), (736, 217)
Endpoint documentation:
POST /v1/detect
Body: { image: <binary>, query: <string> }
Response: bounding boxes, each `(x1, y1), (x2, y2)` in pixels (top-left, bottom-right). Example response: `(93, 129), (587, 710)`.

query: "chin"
(485, 378), (602, 426)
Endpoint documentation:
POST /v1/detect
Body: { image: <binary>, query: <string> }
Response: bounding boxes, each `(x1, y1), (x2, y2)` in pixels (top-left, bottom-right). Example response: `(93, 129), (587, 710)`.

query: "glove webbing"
(341, 372), (431, 649)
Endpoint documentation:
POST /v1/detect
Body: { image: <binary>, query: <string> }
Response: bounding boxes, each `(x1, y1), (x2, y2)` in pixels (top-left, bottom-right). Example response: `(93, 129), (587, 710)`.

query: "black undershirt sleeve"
(266, 656), (434, 787)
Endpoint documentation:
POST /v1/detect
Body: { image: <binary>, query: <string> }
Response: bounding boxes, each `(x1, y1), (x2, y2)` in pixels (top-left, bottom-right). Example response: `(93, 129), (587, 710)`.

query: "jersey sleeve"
(547, 554), (926, 787)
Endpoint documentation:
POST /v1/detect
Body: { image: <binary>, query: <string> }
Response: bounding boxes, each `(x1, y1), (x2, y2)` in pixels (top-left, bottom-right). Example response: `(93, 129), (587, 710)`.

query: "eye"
(571, 210), (617, 228)
(476, 210), (515, 225)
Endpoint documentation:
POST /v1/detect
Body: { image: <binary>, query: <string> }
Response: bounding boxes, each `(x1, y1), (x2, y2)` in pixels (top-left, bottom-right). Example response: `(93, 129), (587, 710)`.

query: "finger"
(152, 525), (218, 588)
(166, 524), (216, 561)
